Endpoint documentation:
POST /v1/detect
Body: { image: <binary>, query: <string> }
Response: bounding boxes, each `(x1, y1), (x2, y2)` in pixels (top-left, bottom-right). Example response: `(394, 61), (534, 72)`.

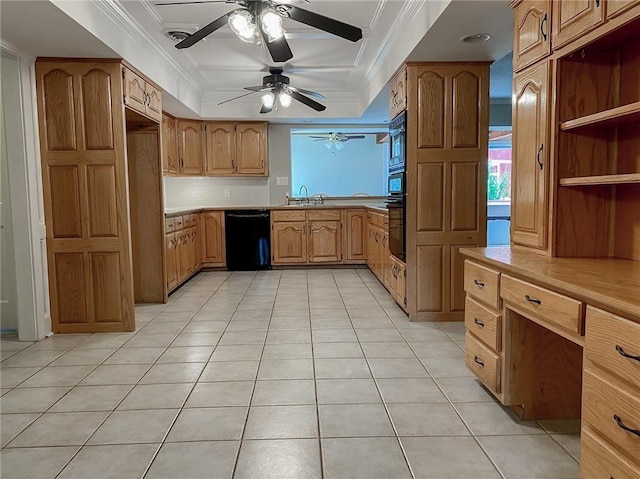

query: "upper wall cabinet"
(177, 119), (204, 176)
(551, 0), (604, 49)
(512, 0), (552, 72)
(204, 121), (268, 177)
(162, 113), (178, 175)
(122, 66), (162, 123)
(389, 66), (407, 120)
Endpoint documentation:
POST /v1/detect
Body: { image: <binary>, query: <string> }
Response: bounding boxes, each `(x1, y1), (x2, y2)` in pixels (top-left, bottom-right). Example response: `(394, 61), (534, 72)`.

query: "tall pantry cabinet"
(35, 59), (165, 333)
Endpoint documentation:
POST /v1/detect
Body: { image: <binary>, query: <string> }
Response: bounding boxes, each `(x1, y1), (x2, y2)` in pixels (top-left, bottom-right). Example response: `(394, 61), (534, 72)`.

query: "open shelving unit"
(559, 101), (640, 131)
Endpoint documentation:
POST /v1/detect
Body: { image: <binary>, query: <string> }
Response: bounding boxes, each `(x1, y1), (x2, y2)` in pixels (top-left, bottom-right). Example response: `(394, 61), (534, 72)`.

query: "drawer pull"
(473, 279), (485, 288)
(473, 318), (485, 328)
(473, 356), (485, 367)
(615, 345), (640, 362)
(613, 414), (640, 438)
(524, 295), (541, 305)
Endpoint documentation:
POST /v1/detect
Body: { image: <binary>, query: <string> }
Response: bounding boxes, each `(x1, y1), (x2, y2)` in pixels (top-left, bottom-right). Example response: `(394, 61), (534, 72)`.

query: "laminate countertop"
(165, 204), (388, 216)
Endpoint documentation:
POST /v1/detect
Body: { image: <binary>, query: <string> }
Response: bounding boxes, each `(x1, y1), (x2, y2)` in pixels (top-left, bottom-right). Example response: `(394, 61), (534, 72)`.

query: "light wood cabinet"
(308, 221), (341, 263)
(161, 113), (178, 175)
(205, 122), (235, 175)
(123, 66), (162, 122)
(511, 61), (550, 251)
(202, 211), (225, 266)
(165, 233), (178, 291)
(236, 123), (268, 175)
(389, 65), (407, 119)
(204, 121), (268, 176)
(345, 209), (367, 263)
(272, 222), (307, 264)
(166, 214), (202, 291)
(512, 0), (551, 72)
(551, 0), (604, 49)
(177, 120), (204, 175)
(606, 0), (639, 18)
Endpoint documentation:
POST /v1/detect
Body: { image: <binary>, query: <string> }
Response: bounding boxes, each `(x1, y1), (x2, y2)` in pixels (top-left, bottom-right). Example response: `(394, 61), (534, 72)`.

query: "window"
(488, 127), (512, 203)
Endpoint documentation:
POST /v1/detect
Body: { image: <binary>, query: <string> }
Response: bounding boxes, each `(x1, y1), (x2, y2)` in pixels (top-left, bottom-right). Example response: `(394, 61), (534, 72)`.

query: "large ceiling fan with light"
(155, 0), (363, 63)
(219, 68), (326, 114)
(309, 132), (366, 150)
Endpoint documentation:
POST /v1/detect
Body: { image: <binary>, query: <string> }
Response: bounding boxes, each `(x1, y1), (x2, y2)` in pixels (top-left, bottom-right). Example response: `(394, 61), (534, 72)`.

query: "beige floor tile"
(376, 378), (447, 403)
(166, 407), (247, 441)
(171, 332), (221, 347)
(139, 321), (186, 334)
(139, 362), (205, 384)
(309, 309), (347, 319)
(0, 339), (34, 352)
(388, 403), (470, 436)
(199, 361), (260, 382)
(367, 358), (429, 378)
(156, 346), (214, 363)
(316, 379), (381, 404)
(401, 436), (501, 479)
(360, 342), (415, 358)
(271, 309), (310, 320)
(251, 380), (316, 405)
(552, 433), (581, 461)
(420, 357), (476, 378)
(318, 404), (394, 437)
(75, 334), (132, 349)
(226, 320), (270, 332)
(266, 330), (312, 344)
(244, 405), (318, 439)
(410, 340), (464, 358)
(49, 385), (132, 412)
(117, 383), (193, 410)
(182, 320), (229, 332)
(0, 350), (64, 368)
(185, 381), (254, 407)
(268, 319), (311, 331)
(454, 402), (545, 435)
(538, 418), (581, 434)
(349, 318), (395, 329)
(57, 443), (159, 479)
(210, 344), (263, 361)
(434, 377), (496, 402)
(314, 358), (372, 379)
(313, 342), (364, 358)
(0, 386), (70, 413)
(257, 359), (314, 380)
(88, 408), (178, 444)
(191, 311), (233, 321)
(322, 437), (411, 479)
(145, 441), (239, 479)
(20, 366), (95, 388)
(262, 343), (313, 360)
(122, 333), (177, 349)
(478, 435), (580, 478)
(312, 329), (358, 343)
(49, 349), (116, 367)
(1, 413), (40, 447)
(355, 328), (404, 342)
(310, 318), (353, 329)
(234, 439), (321, 479)
(103, 347), (165, 365)
(0, 446), (80, 479)
(400, 329), (451, 342)
(7, 411), (109, 447)
(218, 331), (267, 346)
(79, 365), (149, 386)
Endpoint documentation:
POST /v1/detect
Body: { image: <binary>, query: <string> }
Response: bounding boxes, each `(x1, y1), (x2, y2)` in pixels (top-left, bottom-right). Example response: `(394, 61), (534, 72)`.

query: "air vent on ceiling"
(164, 30), (191, 42)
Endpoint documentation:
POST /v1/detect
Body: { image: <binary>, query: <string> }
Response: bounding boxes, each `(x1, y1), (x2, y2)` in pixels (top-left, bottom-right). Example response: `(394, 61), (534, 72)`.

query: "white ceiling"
(0, 0), (514, 123)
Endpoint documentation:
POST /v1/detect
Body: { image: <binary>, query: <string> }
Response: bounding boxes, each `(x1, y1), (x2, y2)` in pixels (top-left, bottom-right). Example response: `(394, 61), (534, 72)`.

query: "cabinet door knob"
(473, 356), (485, 367)
(474, 318), (485, 328)
(473, 279), (485, 288)
(615, 345), (640, 362)
(525, 294), (542, 305)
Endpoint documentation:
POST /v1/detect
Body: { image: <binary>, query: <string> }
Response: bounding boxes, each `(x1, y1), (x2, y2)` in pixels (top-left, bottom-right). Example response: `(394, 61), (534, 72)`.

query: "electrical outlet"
(276, 176), (289, 186)
(224, 188), (231, 198)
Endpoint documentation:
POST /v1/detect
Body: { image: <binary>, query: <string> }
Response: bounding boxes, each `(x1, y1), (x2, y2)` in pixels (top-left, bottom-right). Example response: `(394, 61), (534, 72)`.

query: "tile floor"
(0, 269), (581, 478)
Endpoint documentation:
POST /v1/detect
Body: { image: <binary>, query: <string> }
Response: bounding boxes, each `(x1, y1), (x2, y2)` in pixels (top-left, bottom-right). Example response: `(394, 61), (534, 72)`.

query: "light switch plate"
(276, 176), (289, 186)
(224, 188), (231, 198)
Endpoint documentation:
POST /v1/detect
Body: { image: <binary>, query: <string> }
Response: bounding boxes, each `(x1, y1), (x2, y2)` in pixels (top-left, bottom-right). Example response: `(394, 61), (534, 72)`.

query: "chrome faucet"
(299, 185), (309, 204)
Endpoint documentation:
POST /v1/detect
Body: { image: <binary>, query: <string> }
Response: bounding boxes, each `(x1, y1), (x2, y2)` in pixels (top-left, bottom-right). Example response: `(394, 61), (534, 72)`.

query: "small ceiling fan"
(219, 68), (326, 114)
(155, 0), (363, 63)
(309, 132), (366, 150)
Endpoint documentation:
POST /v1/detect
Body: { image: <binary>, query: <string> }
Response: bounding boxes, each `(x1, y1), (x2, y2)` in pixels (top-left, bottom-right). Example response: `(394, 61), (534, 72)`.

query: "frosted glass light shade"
(229, 10), (259, 43)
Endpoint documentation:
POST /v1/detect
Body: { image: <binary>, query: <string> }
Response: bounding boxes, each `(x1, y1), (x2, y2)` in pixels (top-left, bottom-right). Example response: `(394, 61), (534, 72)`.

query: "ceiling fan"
(219, 68), (326, 114)
(155, 0), (363, 63)
(309, 132), (366, 150)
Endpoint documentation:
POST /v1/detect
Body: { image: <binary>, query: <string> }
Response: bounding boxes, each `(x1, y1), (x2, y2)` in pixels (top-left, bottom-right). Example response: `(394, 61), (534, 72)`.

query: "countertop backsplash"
(163, 176), (271, 209)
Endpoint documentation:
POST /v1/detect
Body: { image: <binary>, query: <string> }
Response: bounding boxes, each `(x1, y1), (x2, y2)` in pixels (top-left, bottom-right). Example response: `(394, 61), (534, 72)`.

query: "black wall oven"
(387, 111), (406, 261)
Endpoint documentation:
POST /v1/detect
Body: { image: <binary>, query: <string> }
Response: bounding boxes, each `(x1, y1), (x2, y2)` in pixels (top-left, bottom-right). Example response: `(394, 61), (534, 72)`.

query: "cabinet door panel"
(42, 69), (77, 150)
(346, 211), (366, 262)
(272, 222), (307, 264)
(513, 0), (551, 72)
(123, 67), (146, 115)
(177, 120), (204, 175)
(162, 114), (178, 175)
(165, 233), (178, 291)
(202, 211), (225, 265)
(49, 165), (82, 238)
(606, 0), (639, 19)
(511, 61), (550, 250)
(236, 123), (267, 175)
(205, 122), (235, 175)
(145, 85), (162, 122)
(81, 69), (114, 150)
(54, 253), (87, 324)
(309, 220), (341, 263)
(90, 252), (123, 323)
(552, 0), (604, 49)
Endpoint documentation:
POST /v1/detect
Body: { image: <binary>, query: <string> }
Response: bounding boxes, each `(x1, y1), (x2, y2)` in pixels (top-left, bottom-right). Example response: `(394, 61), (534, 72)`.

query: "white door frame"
(1, 45), (50, 341)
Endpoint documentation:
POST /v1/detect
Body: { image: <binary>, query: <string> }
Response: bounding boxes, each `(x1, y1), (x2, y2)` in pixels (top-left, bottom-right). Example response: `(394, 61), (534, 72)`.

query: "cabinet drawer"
(465, 297), (501, 352)
(585, 306), (640, 387)
(465, 332), (501, 393)
(174, 215), (184, 230)
(581, 427), (640, 479)
(272, 210), (306, 222)
(165, 217), (175, 234)
(583, 368), (640, 462)
(501, 275), (583, 335)
(464, 261), (500, 309)
(307, 209), (341, 221)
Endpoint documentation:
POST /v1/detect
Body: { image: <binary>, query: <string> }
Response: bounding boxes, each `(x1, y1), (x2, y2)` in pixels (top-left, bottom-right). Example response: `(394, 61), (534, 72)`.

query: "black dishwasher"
(225, 210), (271, 271)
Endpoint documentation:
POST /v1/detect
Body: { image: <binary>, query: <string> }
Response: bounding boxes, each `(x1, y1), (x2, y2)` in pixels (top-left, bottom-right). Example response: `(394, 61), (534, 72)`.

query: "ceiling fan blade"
(217, 90), (258, 106)
(308, 136), (330, 139)
(288, 86), (325, 100)
(155, 1), (233, 5)
(244, 86), (271, 92)
(260, 104), (273, 114)
(285, 5), (363, 42)
(290, 90), (326, 112)
(345, 135), (366, 140)
(175, 12), (230, 49)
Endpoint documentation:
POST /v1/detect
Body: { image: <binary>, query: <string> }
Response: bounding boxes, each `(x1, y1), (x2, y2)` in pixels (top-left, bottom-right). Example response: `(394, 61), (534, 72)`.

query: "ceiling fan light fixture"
(260, 8), (285, 43)
(261, 91), (275, 109)
(228, 9), (260, 44)
(278, 90), (292, 108)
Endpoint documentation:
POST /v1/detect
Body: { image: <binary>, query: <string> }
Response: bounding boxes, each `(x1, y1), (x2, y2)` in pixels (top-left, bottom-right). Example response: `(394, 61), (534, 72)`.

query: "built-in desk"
(460, 247), (640, 478)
